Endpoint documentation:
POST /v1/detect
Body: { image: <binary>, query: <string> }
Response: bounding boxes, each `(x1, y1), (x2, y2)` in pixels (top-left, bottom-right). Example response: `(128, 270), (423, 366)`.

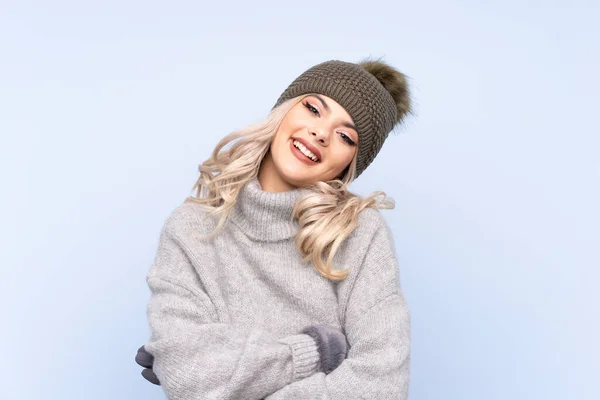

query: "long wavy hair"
(183, 94), (395, 281)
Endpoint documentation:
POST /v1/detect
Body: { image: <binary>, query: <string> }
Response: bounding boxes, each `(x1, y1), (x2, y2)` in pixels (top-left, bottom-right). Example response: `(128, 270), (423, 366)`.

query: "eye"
(339, 132), (357, 146)
(303, 101), (320, 116)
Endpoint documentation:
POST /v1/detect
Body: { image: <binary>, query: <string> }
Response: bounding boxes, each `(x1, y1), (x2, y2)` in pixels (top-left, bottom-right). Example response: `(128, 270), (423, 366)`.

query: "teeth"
(293, 140), (319, 162)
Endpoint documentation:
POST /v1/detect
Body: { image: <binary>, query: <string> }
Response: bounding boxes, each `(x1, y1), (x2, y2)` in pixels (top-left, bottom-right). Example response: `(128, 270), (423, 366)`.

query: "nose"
(310, 128), (329, 145)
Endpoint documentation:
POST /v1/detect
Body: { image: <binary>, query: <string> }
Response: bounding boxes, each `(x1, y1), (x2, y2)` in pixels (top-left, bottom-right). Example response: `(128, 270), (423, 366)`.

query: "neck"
(229, 175), (312, 242)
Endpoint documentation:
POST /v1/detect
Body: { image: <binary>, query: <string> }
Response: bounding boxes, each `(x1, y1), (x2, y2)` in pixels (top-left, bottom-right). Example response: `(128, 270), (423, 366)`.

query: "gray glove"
(301, 324), (349, 374)
(135, 345), (160, 385)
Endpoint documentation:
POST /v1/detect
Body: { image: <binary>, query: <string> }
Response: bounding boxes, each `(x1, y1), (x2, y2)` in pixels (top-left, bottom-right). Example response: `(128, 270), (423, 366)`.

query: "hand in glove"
(135, 345), (160, 385)
(300, 323), (349, 374)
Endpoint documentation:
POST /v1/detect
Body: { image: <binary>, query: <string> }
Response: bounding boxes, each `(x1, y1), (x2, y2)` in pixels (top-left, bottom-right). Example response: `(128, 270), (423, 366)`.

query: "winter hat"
(273, 59), (411, 179)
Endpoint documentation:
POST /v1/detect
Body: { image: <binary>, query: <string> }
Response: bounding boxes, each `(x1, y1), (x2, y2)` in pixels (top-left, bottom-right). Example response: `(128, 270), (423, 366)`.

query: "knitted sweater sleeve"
(264, 216), (411, 400)
(143, 220), (321, 400)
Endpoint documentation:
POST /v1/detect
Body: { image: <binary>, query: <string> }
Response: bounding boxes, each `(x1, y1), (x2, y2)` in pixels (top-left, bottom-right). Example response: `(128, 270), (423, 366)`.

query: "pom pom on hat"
(358, 58), (411, 125)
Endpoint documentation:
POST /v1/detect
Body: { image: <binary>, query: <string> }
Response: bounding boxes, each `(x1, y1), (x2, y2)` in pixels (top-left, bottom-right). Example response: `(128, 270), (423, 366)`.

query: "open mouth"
(290, 139), (320, 163)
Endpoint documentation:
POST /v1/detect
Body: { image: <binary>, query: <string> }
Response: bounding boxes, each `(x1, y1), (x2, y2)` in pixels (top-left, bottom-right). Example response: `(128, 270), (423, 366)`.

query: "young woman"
(135, 59), (412, 399)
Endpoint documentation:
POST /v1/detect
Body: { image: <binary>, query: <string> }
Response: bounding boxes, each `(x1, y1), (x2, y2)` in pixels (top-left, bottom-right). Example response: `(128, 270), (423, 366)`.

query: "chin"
(273, 155), (331, 186)
(279, 171), (312, 187)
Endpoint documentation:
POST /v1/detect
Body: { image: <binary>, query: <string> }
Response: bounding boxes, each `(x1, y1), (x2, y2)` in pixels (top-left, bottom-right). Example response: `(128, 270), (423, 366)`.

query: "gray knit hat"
(273, 59), (411, 179)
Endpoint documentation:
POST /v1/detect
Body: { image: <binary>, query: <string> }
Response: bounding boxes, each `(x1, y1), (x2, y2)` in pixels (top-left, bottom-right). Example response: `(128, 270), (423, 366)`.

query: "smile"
(290, 139), (320, 164)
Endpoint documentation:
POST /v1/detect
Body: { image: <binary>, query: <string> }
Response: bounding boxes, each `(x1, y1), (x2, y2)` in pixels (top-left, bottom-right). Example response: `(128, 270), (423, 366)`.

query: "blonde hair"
(183, 95), (395, 281)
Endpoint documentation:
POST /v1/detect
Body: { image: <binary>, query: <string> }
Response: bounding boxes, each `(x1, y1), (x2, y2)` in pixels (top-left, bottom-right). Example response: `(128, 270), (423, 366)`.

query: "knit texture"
(273, 60), (398, 179)
(144, 176), (411, 399)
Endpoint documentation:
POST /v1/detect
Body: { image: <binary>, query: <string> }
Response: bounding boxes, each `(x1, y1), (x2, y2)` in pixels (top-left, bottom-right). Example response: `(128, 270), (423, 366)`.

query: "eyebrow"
(313, 94), (331, 113)
(312, 94), (358, 132)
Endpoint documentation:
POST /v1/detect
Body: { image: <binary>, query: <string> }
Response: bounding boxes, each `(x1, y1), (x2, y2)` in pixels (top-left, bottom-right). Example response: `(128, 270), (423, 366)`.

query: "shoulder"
(352, 207), (391, 244)
(162, 200), (218, 237)
(334, 207), (394, 270)
(357, 206), (388, 228)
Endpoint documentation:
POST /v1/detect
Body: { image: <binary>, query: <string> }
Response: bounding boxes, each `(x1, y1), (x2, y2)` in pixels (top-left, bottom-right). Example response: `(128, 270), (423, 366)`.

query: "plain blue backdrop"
(1, 1), (598, 399)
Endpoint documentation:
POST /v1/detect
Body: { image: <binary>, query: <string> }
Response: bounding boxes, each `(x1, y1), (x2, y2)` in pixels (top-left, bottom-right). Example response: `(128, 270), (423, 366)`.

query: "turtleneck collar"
(229, 176), (313, 242)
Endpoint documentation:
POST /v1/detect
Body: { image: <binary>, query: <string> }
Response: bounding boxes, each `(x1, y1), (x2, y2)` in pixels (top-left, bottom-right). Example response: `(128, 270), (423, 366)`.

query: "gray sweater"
(144, 176), (411, 399)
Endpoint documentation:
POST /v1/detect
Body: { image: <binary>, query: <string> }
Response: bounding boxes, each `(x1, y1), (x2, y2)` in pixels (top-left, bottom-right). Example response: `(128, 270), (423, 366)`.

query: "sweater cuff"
(278, 333), (321, 381)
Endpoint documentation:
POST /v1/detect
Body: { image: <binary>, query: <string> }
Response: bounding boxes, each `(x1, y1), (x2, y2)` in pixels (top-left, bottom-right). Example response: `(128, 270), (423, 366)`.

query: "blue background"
(1, 1), (598, 399)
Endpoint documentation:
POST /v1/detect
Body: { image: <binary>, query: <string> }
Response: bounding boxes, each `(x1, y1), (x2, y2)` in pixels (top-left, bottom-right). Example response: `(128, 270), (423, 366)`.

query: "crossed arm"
(143, 214), (410, 399)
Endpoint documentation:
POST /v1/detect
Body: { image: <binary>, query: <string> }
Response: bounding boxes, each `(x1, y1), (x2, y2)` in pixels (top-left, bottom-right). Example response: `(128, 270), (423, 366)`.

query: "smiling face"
(260, 94), (359, 190)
